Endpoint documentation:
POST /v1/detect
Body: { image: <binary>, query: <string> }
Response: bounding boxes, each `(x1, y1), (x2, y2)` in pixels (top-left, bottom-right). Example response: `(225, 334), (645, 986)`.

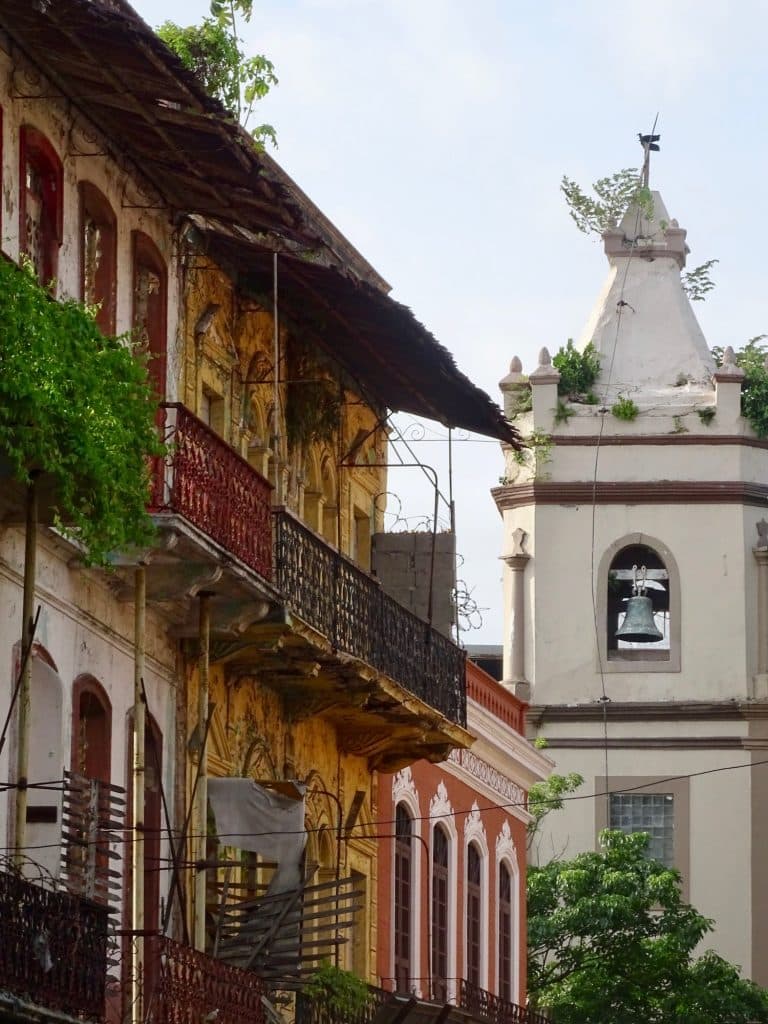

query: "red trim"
(71, 675), (112, 783)
(132, 231), (167, 401)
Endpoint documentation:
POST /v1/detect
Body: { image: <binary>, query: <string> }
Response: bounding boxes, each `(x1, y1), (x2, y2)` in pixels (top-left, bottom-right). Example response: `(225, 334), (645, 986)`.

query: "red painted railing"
(466, 663), (525, 734)
(150, 403), (272, 579)
(147, 936), (267, 1024)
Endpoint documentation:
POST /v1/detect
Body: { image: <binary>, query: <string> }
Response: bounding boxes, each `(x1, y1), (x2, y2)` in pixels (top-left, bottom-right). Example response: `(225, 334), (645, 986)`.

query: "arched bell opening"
(607, 543), (670, 655)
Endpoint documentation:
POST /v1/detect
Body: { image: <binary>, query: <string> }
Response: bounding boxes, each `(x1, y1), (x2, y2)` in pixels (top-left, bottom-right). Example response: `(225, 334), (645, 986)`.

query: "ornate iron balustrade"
(274, 511), (466, 727)
(151, 403), (272, 580)
(147, 936), (266, 1024)
(458, 980), (550, 1024)
(0, 868), (108, 1021)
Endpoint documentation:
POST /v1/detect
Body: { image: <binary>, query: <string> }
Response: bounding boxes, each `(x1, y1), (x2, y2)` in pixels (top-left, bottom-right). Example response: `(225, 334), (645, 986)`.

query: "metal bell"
(615, 594), (663, 643)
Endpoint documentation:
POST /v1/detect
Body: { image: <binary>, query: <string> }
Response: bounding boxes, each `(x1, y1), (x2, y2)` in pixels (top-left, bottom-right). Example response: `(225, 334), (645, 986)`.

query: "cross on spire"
(639, 132), (660, 188)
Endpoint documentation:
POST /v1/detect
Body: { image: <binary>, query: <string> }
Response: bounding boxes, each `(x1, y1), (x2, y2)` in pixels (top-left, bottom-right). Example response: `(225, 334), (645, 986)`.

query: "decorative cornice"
(392, 765), (420, 810)
(448, 747), (526, 807)
(541, 736), (745, 750)
(548, 434), (768, 449)
(527, 700), (768, 724)
(493, 480), (768, 511)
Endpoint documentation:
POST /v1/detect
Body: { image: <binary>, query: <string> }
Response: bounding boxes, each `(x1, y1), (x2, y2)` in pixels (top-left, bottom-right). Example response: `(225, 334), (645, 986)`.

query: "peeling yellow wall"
(180, 255), (387, 566)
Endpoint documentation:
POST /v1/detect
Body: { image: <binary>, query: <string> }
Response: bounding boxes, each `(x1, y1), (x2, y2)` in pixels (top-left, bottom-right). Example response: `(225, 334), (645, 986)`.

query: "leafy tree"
(712, 337), (768, 437)
(0, 256), (162, 564)
(528, 829), (768, 1023)
(527, 770), (583, 851)
(561, 168), (717, 302)
(158, 0), (277, 147)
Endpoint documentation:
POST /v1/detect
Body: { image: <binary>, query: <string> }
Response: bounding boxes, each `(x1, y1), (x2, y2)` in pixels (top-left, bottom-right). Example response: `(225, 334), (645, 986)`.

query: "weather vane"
(638, 131), (660, 188)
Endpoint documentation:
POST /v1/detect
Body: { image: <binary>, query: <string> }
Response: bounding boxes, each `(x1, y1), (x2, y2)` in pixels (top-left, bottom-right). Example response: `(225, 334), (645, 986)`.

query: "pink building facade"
(377, 660), (551, 1013)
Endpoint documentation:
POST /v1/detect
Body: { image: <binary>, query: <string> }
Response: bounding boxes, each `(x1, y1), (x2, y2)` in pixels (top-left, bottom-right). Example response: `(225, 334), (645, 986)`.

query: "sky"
(133, 0), (768, 643)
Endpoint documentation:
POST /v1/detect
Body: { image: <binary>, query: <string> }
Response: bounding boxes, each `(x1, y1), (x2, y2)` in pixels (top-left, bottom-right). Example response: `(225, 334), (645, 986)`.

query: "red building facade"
(377, 660), (551, 1010)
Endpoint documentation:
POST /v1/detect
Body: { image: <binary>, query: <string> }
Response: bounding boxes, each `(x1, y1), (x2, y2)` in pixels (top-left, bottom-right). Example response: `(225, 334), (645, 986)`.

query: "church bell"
(615, 565), (663, 643)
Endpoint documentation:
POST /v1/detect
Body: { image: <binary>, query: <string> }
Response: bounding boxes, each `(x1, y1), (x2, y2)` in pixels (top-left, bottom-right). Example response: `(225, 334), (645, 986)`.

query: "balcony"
(274, 510), (467, 728)
(0, 868), (109, 1021)
(457, 981), (550, 1024)
(147, 936), (266, 1024)
(151, 403), (272, 580)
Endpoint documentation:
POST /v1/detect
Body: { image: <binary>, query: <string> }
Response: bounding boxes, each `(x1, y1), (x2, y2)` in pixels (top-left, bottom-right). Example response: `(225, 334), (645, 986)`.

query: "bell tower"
(494, 168), (768, 985)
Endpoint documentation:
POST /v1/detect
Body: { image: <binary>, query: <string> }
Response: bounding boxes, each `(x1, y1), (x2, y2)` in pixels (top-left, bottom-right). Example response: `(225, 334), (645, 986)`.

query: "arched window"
(80, 182), (117, 335)
(394, 803), (413, 993)
(599, 535), (681, 673)
(71, 675), (112, 784)
(431, 825), (449, 1001)
(132, 231), (167, 401)
(19, 125), (63, 284)
(466, 842), (482, 987)
(498, 862), (512, 1001)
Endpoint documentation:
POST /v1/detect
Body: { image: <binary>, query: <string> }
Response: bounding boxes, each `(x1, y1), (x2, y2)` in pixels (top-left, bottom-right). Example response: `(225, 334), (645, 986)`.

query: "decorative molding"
(495, 819), (517, 863)
(429, 779), (458, 1003)
(493, 480), (768, 511)
(542, 736), (746, 750)
(463, 800), (488, 851)
(429, 779), (454, 823)
(392, 765), (420, 814)
(549, 433), (768, 450)
(527, 700), (768, 725)
(448, 748), (526, 808)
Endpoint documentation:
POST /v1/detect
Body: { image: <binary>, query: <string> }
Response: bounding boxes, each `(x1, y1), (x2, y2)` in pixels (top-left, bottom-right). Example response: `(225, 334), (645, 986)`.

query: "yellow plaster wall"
(186, 663), (379, 982)
(179, 255), (387, 566)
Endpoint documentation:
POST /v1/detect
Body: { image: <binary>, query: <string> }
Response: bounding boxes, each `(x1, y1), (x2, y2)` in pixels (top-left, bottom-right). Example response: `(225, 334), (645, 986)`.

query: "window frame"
(79, 181), (117, 335)
(597, 534), (681, 674)
(431, 824), (450, 1002)
(394, 802), (414, 993)
(466, 841), (483, 988)
(19, 124), (64, 285)
(132, 230), (167, 401)
(595, 774), (690, 899)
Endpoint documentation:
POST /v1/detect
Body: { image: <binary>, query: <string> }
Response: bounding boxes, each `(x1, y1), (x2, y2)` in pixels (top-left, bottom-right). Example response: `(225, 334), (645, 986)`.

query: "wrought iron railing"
(274, 511), (467, 727)
(150, 403), (272, 580)
(458, 980), (550, 1024)
(146, 935), (266, 1024)
(0, 868), (108, 1020)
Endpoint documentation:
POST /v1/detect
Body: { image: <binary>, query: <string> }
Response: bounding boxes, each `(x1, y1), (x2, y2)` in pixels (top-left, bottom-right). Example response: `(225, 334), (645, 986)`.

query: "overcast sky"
(132, 0), (768, 643)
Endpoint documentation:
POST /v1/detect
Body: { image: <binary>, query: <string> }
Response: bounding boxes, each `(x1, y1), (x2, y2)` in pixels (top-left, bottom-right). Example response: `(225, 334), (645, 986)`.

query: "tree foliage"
(561, 167), (717, 302)
(0, 256), (162, 565)
(552, 340), (600, 402)
(528, 830), (768, 1023)
(158, 0), (277, 147)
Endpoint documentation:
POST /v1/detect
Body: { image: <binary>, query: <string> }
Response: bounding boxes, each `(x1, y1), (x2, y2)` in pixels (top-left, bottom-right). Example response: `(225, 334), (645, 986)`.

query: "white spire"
(578, 190), (715, 397)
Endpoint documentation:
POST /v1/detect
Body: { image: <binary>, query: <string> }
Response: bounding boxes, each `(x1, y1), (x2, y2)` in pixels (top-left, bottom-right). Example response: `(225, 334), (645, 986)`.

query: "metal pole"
(194, 593), (211, 951)
(131, 566), (146, 1024)
(272, 253), (283, 505)
(14, 476), (37, 866)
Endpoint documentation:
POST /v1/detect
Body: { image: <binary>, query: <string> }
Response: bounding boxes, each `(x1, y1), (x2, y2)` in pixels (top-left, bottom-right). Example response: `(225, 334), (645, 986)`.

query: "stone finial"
(530, 346), (560, 383)
(511, 527), (527, 556)
(714, 345), (745, 380)
(499, 355), (526, 392)
(757, 520), (768, 550)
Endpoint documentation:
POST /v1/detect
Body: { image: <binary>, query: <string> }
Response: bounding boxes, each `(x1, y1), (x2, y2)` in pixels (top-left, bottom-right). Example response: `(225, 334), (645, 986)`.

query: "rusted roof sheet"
(0, 0), (519, 443)
(202, 219), (519, 440)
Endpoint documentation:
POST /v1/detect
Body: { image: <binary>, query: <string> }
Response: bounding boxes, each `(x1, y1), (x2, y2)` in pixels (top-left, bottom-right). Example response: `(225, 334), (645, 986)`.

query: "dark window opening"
(133, 231), (167, 402)
(80, 182), (117, 335)
(466, 843), (482, 988)
(431, 826), (449, 1001)
(394, 804), (413, 993)
(20, 126), (63, 285)
(607, 543), (670, 660)
(498, 862), (512, 1001)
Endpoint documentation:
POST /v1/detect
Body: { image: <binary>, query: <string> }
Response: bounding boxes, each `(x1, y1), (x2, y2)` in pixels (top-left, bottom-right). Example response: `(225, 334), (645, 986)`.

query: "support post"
(754, 540), (768, 698)
(502, 528), (531, 700)
(193, 593), (211, 951)
(132, 566), (146, 1024)
(14, 476), (38, 867)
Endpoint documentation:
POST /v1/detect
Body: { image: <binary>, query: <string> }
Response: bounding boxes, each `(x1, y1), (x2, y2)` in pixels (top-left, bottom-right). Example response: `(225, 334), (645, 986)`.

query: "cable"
(5, 749), (768, 856)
